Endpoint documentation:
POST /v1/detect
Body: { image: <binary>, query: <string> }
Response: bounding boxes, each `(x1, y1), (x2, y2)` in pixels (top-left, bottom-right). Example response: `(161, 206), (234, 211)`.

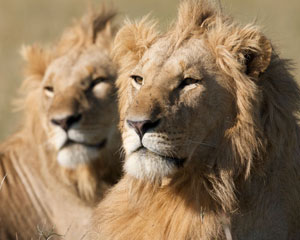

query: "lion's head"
(88, 1), (300, 238)
(113, 0), (299, 187)
(18, 6), (121, 200)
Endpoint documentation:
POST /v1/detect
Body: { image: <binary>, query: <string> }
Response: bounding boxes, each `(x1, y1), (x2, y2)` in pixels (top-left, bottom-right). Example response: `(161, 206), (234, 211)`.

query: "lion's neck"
(90, 175), (228, 240)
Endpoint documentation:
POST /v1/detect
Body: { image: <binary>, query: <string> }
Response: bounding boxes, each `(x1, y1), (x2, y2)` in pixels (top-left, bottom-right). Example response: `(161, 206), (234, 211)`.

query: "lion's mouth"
(135, 147), (186, 167)
(62, 139), (107, 150)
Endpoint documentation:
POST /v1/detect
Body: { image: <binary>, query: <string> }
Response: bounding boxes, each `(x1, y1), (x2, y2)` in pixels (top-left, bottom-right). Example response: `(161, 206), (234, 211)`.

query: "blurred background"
(0, 0), (299, 140)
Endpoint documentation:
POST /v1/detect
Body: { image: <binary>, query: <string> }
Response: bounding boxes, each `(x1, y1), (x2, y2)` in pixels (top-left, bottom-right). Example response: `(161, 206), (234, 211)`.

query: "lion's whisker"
(186, 140), (216, 148)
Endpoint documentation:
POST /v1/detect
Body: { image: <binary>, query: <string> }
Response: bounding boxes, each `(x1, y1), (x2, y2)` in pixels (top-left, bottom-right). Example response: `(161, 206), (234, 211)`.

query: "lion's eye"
(130, 75), (143, 85)
(90, 77), (106, 89)
(178, 77), (202, 89)
(44, 86), (54, 97)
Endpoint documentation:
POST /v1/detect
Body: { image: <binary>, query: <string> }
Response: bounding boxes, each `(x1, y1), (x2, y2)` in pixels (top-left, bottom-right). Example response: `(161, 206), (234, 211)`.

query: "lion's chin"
(124, 148), (185, 181)
(57, 141), (106, 169)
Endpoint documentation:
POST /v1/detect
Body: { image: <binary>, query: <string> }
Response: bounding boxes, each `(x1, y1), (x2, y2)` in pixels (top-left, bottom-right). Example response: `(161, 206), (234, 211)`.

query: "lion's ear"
(241, 35), (272, 78)
(175, 0), (217, 33)
(91, 5), (117, 48)
(57, 5), (117, 55)
(227, 28), (272, 78)
(113, 17), (158, 65)
(94, 21), (115, 48)
(21, 44), (51, 82)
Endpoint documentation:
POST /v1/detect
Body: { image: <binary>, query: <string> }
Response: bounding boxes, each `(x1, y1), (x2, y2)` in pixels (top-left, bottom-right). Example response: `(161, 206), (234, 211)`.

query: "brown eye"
(131, 75), (143, 85)
(90, 77), (106, 89)
(178, 78), (201, 89)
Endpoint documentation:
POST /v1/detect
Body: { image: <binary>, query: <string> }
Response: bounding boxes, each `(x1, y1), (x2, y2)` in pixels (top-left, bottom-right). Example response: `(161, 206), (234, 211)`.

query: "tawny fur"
(88, 0), (300, 239)
(0, 6), (122, 240)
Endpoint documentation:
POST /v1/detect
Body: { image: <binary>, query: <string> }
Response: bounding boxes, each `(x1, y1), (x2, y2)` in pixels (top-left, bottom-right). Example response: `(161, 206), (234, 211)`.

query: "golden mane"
(89, 0), (300, 239)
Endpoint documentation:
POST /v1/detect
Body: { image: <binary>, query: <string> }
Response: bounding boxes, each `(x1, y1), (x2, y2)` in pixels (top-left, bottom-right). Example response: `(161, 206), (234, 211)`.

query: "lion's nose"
(51, 114), (82, 131)
(127, 119), (160, 139)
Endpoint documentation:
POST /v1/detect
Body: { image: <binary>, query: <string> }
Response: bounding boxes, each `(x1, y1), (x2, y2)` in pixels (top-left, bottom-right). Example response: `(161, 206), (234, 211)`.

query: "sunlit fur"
(0, 6), (122, 240)
(88, 0), (300, 239)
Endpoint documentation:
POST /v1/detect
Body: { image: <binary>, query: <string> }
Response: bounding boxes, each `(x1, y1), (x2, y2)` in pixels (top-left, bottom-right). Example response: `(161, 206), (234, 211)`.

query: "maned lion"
(0, 6), (122, 240)
(88, 0), (300, 239)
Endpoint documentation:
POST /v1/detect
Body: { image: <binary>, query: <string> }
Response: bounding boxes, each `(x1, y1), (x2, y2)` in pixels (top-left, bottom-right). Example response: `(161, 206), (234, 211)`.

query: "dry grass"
(0, 0), (299, 140)
(37, 225), (64, 240)
(36, 223), (72, 240)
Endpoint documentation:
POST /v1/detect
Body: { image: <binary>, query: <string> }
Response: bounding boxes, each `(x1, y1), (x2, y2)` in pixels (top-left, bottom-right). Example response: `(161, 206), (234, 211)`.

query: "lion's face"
(122, 37), (234, 180)
(41, 46), (118, 168)
(115, 1), (272, 182)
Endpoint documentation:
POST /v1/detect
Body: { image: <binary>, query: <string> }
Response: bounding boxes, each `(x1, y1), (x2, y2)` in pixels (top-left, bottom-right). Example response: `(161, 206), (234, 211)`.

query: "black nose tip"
(51, 114), (82, 131)
(127, 119), (160, 139)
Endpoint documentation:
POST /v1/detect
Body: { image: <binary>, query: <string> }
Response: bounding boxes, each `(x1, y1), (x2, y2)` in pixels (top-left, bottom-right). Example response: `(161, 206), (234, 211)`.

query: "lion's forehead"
(140, 38), (209, 80)
(44, 47), (112, 88)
